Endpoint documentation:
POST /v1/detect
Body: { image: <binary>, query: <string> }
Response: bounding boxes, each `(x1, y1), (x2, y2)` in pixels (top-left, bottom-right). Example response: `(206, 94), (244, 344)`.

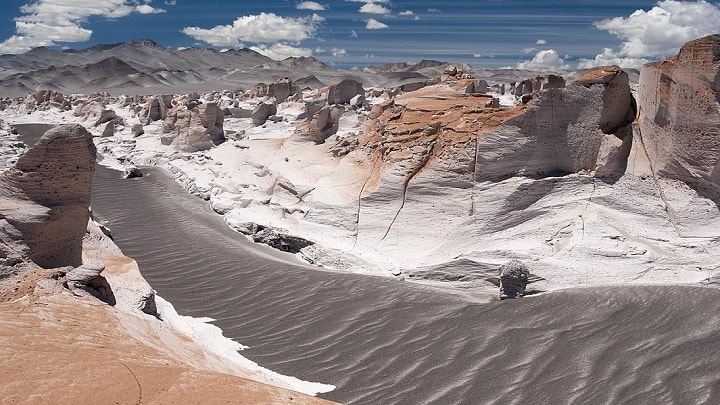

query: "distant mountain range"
(0, 39), (573, 98)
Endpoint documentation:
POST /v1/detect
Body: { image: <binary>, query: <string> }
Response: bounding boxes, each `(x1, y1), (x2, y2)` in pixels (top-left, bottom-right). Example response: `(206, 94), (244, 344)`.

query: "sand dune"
(90, 164), (720, 405)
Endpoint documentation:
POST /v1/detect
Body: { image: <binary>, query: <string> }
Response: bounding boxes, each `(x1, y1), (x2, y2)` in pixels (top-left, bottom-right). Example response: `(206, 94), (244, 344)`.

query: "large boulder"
(162, 103), (225, 152)
(268, 77), (296, 104)
(252, 102), (277, 126)
(636, 34), (720, 202)
(0, 124), (96, 269)
(476, 68), (635, 181)
(139, 94), (173, 124)
(326, 79), (364, 105)
(498, 260), (530, 299)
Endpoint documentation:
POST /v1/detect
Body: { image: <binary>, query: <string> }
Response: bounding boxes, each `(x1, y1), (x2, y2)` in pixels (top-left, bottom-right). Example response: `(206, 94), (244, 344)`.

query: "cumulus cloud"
(516, 49), (569, 71)
(577, 48), (650, 70)
(399, 10), (414, 15)
(359, 3), (391, 14)
(366, 18), (389, 29)
(0, 0), (166, 54)
(582, 0), (720, 68)
(536, 39), (547, 45)
(182, 12), (321, 47)
(331, 48), (347, 56)
(135, 4), (166, 14)
(297, 1), (326, 11)
(473, 53), (482, 58)
(250, 43), (313, 60)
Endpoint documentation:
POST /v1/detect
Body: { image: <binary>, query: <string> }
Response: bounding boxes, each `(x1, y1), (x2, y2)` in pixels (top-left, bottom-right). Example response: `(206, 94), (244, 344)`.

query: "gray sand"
(15, 124), (720, 404)
(90, 164), (720, 405)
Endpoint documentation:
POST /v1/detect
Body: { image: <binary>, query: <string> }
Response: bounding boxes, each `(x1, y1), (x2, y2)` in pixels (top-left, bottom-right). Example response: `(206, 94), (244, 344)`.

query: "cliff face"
(0, 124), (95, 274)
(637, 35), (720, 194)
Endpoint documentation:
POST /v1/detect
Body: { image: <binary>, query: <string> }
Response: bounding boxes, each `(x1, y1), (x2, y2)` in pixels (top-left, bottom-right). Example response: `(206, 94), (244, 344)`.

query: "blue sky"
(1, 1), (719, 70)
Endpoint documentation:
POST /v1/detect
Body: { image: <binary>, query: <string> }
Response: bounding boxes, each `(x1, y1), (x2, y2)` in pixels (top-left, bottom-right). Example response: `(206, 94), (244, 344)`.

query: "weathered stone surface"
(298, 105), (344, 143)
(498, 260), (530, 299)
(65, 262), (116, 304)
(326, 79), (364, 105)
(94, 109), (119, 127)
(268, 77), (296, 104)
(637, 34), (720, 203)
(131, 123), (144, 137)
(162, 103), (225, 152)
(139, 95), (173, 124)
(122, 166), (143, 179)
(477, 68), (635, 181)
(252, 102), (277, 126)
(0, 124), (96, 269)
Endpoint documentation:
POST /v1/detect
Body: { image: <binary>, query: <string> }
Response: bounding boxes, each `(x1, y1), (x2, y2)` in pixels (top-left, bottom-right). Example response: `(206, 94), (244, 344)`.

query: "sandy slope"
(0, 294), (333, 405)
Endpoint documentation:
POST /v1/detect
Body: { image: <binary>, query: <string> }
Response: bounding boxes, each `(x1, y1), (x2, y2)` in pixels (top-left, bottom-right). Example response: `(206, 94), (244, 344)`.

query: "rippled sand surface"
(87, 163), (720, 404)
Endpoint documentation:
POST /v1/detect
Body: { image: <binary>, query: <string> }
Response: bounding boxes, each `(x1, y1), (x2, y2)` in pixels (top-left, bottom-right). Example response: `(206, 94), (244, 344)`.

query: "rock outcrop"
(139, 94), (173, 124)
(0, 124), (96, 269)
(498, 260), (530, 299)
(162, 103), (225, 152)
(476, 68), (635, 181)
(268, 77), (297, 104)
(326, 79), (364, 105)
(637, 34), (720, 203)
(252, 102), (277, 126)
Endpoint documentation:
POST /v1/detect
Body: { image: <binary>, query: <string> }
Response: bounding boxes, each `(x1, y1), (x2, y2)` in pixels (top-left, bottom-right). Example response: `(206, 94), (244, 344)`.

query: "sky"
(1, 0), (719, 71)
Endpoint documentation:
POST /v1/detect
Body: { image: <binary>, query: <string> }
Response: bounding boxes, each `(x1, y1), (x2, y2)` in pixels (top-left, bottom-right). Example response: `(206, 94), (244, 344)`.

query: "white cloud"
(473, 53), (482, 58)
(516, 49), (570, 72)
(250, 43), (313, 60)
(331, 48), (346, 56)
(182, 12), (321, 47)
(164, 0), (176, 5)
(366, 18), (388, 30)
(0, 0), (165, 54)
(521, 47), (537, 54)
(577, 48), (650, 69)
(297, 1), (326, 10)
(587, 0), (720, 66)
(350, 29), (358, 37)
(399, 10), (414, 15)
(360, 3), (391, 14)
(536, 39), (547, 45)
(135, 4), (166, 14)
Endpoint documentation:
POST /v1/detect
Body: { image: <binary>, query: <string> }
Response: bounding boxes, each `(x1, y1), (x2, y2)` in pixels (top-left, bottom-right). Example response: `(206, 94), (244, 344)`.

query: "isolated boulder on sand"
(498, 260), (530, 299)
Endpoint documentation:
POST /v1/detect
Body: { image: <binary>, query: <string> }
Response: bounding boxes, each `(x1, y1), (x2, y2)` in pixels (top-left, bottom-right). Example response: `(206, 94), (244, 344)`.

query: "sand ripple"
(91, 164), (720, 405)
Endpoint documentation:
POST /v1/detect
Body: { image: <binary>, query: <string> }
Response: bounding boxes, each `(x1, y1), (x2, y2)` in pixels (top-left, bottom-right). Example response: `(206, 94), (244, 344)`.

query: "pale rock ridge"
(637, 34), (720, 204)
(0, 124), (96, 269)
(162, 102), (225, 152)
(477, 68), (635, 182)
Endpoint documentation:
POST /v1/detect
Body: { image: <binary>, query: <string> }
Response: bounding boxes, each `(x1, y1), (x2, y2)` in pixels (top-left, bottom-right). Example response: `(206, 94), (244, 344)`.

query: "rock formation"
(637, 34), (720, 203)
(498, 260), (530, 299)
(162, 102), (225, 152)
(268, 77), (297, 104)
(476, 68), (635, 181)
(252, 102), (277, 126)
(139, 94), (173, 124)
(0, 124), (96, 269)
(326, 79), (364, 105)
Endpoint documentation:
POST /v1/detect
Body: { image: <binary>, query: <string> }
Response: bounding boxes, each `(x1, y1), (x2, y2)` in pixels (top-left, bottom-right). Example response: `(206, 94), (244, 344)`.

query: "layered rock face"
(477, 68), (635, 181)
(0, 124), (96, 269)
(637, 35), (720, 202)
(162, 102), (225, 152)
